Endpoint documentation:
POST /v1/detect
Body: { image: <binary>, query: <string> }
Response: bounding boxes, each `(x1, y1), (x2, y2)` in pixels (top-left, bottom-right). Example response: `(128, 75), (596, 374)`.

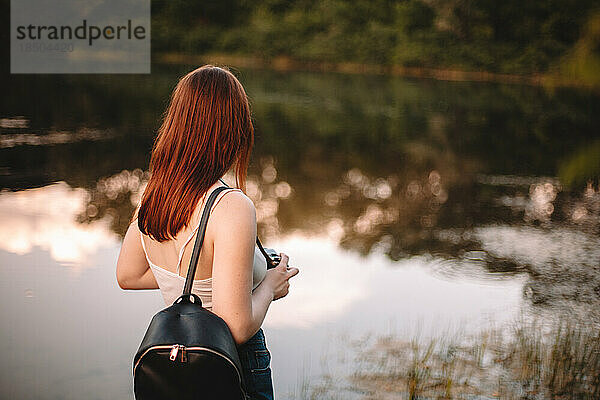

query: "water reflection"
(266, 235), (525, 330)
(0, 182), (116, 264)
(80, 169), (149, 235)
(0, 183), (528, 399)
(0, 127), (114, 149)
(2, 66), (600, 398)
(0, 181), (529, 328)
(0, 116), (29, 129)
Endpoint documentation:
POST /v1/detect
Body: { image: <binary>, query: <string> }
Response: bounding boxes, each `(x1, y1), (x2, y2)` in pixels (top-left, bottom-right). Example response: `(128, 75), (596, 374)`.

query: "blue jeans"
(237, 328), (274, 400)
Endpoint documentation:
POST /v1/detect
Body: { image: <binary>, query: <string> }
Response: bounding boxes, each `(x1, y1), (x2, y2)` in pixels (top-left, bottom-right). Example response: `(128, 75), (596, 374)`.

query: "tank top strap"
(174, 187), (243, 275)
(138, 222), (153, 266)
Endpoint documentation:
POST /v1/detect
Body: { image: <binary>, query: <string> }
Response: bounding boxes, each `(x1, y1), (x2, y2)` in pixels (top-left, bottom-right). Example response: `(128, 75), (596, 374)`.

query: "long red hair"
(138, 65), (254, 242)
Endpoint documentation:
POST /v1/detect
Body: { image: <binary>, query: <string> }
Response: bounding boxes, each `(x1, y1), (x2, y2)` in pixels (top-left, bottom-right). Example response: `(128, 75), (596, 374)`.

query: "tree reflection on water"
(0, 66), (600, 398)
(2, 66), (599, 321)
(1, 66), (599, 397)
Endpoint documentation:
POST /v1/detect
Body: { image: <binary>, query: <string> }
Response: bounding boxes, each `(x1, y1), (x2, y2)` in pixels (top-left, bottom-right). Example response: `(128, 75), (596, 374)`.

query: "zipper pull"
(180, 345), (187, 363)
(169, 344), (179, 361)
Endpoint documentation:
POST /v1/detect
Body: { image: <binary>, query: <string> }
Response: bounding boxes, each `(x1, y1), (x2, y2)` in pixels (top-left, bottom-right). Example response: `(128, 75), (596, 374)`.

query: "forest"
(151, 0), (600, 78)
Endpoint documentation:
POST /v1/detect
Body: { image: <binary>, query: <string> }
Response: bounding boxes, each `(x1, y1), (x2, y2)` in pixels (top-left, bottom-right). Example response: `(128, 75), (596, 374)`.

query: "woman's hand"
(262, 253), (299, 300)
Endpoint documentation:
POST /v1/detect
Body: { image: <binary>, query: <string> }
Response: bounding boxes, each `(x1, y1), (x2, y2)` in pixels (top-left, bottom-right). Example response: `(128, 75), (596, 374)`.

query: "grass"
(302, 317), (600, 399)
(506, 319), (600, 399)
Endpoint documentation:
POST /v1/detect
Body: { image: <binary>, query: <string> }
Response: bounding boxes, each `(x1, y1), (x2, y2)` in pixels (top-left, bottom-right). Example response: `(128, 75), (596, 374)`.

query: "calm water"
(1, 65), (599, 399)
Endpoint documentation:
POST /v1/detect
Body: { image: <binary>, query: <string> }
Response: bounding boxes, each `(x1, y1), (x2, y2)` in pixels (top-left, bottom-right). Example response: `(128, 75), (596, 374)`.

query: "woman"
(116, 65), (299, 400)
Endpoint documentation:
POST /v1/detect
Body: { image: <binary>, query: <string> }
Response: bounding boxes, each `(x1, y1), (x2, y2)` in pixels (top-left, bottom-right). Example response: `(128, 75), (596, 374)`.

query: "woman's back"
(139, 185), (267, 307)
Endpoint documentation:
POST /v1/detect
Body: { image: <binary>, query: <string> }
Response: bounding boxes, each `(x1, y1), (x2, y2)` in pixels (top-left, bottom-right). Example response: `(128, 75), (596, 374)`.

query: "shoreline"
(156, 52), (595, 90)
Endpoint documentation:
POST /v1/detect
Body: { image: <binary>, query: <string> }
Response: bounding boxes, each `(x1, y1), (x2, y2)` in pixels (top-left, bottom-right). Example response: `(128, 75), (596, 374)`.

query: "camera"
(263, 247), (281, 269)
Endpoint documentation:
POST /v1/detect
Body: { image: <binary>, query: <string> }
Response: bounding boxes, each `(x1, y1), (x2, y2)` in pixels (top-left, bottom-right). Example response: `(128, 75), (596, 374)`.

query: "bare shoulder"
(124, 218), (142, 244)
(213, 189), (255, 216)
(210, 190), (256, 233)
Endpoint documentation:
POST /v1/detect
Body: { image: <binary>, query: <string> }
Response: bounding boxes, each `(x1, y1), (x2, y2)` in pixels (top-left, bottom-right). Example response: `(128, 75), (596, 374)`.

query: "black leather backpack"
(133, 186), (247, 400)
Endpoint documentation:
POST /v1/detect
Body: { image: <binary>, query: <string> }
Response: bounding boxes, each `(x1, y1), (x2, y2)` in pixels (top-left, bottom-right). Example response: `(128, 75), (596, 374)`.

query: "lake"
(1, 64), (599, 399)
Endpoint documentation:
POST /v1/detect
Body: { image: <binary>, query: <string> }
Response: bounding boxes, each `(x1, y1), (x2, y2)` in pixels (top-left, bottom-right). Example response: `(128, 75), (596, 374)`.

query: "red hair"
(138, 65), (254, 242)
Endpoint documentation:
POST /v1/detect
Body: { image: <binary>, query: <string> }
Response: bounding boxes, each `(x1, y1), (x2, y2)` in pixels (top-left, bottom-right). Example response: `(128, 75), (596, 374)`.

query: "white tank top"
(139, 188), (267, 309)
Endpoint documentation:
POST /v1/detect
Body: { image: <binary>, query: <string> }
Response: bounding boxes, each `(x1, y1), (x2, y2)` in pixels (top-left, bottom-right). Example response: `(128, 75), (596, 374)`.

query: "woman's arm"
(210, 192), (267, 344)
(116, 221), (159, 290)
(210, 191), (299, 344)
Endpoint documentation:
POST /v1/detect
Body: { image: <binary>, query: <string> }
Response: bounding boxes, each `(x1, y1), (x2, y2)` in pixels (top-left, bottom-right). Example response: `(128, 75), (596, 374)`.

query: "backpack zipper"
(134, 344), (243, 392)
(169, 344), (186, 361)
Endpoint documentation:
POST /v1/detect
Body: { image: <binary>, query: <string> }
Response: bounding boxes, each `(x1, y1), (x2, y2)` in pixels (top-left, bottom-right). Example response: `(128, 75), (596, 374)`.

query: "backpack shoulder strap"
(182, 185), (229, 295)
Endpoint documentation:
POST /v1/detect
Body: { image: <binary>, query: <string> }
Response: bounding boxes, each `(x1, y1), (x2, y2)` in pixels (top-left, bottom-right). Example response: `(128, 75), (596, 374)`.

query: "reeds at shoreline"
(304, 318), (600, 399)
